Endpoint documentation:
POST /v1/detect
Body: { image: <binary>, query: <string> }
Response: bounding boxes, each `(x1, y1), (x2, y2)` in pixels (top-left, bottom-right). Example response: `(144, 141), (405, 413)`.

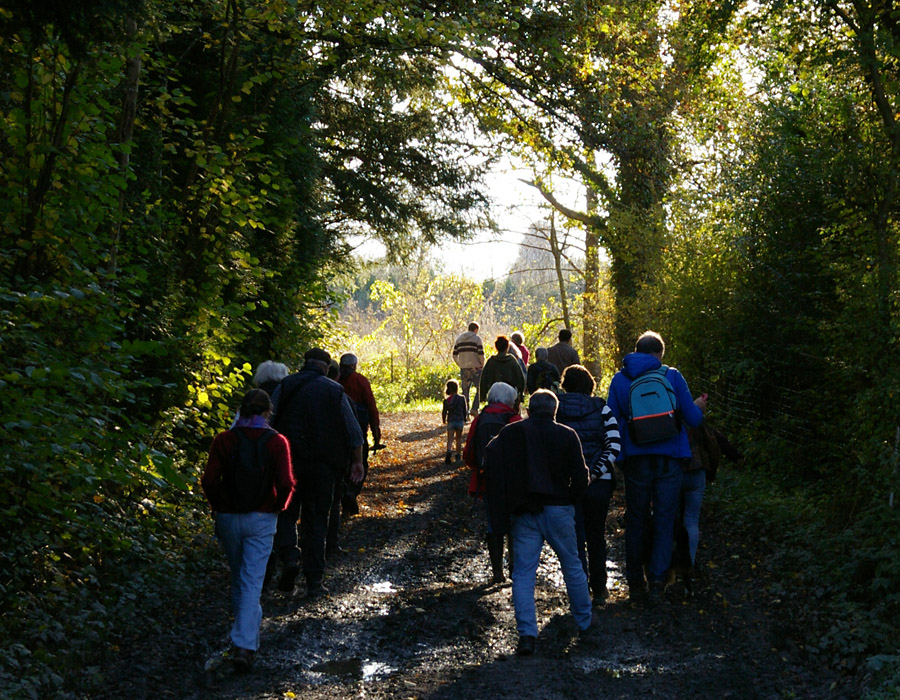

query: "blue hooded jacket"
(607, 352), (703, 460)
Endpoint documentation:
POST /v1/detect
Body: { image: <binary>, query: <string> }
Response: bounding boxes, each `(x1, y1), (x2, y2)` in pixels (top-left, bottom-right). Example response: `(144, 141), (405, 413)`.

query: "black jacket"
(484, 416), (588, 533)
(274, 363), (348, 471)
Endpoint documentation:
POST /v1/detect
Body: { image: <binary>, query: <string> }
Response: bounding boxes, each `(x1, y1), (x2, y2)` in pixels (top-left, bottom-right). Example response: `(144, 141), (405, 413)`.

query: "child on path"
(442, 380), (468, 465)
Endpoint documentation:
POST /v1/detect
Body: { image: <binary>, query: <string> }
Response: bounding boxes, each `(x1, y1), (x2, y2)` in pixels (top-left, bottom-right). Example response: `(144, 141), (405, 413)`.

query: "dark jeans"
(300, 460), (339, 586)
(575, 477), (613, 596)
(622, 454), (683, 584)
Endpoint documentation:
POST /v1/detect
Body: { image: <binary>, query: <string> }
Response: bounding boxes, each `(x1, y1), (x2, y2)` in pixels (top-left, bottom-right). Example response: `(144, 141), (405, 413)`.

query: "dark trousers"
(301, 460), (339, 586)
(273, 495), (302, 569)
(623, 454), (682, 584)
(575, 478), (613, 596)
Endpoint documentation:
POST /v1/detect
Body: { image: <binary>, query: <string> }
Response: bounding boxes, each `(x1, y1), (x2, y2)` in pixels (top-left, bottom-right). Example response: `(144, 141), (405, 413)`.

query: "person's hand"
(694, 393), (708, 411)
(349, 460), (364, 484)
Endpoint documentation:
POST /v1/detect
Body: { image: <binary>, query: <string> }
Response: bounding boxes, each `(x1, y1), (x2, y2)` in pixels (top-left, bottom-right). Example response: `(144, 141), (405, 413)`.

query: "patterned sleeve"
(598, 403), (621, 475)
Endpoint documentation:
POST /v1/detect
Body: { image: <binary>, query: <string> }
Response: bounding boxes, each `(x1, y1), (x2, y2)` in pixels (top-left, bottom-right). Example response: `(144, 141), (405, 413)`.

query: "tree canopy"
(3, 0), (900, 696)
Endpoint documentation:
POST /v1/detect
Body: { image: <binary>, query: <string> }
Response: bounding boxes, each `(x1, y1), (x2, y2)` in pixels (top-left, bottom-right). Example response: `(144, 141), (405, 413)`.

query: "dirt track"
(98, 411), (856, 699)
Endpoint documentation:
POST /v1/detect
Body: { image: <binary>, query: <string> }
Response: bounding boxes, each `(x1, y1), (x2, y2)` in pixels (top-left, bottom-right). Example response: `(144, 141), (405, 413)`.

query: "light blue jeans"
(510, 505), (592, 637)
(215, 511), (278, 651)
(680, 469), (707, 565)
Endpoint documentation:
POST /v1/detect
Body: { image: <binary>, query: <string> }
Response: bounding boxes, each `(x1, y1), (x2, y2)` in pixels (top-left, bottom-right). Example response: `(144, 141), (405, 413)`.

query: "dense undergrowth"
(707, 464), (900, 699)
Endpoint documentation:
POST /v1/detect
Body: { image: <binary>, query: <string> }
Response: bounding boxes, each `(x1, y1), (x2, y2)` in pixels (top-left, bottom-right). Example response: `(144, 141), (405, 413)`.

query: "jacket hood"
(492, 353), (516, 364)
(622, 352), (662, 379)
(556, 392), (603, 421)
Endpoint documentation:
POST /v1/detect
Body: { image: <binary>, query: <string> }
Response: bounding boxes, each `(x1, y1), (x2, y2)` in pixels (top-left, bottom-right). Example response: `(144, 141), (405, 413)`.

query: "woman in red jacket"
(202, 389), (296, 672)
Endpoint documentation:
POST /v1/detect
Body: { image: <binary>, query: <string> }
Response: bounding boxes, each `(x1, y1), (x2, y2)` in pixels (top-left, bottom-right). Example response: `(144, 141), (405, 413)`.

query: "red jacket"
(339, 371), (380, 432)
(202, 428), (296, 513)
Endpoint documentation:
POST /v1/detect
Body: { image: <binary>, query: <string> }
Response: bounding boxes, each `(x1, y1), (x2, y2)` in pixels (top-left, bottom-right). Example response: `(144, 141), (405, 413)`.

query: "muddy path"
(98, 411), (857, 699)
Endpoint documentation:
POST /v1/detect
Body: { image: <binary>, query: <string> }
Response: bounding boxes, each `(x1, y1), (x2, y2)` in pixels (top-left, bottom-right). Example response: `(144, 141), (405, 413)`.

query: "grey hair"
(528, 389), (559, 417)
(486, 382), (518, 407)
(254, 360), (289, 387)
(534, 346), (549, 361)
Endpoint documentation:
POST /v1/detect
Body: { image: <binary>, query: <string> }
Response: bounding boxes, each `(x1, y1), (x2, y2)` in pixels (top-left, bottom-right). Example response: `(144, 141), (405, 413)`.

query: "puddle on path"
(367, 580), (398, 594)
(311, 657), (396, 681)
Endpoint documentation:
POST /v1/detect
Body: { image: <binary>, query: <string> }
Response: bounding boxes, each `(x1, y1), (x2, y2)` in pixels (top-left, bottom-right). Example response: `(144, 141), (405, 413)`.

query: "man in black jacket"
(484, 390), (593, 655)
(271, 348), (364, 597)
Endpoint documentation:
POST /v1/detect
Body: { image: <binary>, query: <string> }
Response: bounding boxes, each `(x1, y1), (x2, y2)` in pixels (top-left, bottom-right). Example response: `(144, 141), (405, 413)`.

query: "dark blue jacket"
(607, 352), (703, 460)
(556, 393), (614, 473)
(273, 363), (349, 471)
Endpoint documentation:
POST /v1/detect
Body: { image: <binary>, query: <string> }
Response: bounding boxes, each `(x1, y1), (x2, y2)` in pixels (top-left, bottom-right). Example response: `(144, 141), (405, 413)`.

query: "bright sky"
(352, 162), (585, 281)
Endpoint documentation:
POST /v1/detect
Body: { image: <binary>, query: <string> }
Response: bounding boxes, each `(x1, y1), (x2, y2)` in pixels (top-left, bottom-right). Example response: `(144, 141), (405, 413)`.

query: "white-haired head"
(254, 360), (289, 387)
(486, 382), (517, 407)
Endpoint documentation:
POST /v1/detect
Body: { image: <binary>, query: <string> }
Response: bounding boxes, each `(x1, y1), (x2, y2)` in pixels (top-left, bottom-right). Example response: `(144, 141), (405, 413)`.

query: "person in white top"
(452, 321), (485, 416)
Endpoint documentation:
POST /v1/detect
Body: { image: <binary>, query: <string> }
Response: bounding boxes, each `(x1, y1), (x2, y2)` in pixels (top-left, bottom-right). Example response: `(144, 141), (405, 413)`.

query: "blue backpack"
(628, 366), (679, 444)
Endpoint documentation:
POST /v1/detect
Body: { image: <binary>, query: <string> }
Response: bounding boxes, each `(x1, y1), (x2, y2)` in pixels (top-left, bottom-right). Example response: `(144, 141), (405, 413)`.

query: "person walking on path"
(201, 389), (296, 672)
(453, 322), (485, 416)
(337, 353), (381, 516)
(463, 382), (522, 584)
(483, 390), (593, 655)
(546, 329), (580, 374)
(525, 346), (562, 395)
(442, 379), (468, 464)
(555, 364), (621, 604)
(271, 348), (364, 598)
(510, 331), (530, 366)
(606, 330), (706, 603)
(479, 335), (526, 402)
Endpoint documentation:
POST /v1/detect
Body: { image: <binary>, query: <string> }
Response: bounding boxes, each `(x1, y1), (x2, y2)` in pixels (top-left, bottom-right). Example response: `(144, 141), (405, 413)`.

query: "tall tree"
(453, 0), (740, 360)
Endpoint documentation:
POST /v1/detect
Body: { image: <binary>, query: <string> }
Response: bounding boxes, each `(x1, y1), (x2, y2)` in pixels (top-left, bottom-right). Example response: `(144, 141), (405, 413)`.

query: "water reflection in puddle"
(367, 581), (397, 594)
(312, 657), (396, 681)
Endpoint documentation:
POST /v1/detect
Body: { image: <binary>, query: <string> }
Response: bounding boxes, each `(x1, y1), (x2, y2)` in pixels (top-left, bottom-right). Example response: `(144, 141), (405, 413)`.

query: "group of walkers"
(201, 323), (735, 671)
(201, 349), (380, 672)
(452, 323), (728, 655)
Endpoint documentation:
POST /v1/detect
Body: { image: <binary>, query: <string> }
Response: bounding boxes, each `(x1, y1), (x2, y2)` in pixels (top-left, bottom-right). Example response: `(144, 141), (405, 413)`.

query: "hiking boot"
(278, 564), (300, 592)
(627, 579), (647, 604)
(648, 580), (666, 605)
(591, 587), (608, 607)
(486, 533), (505, 584)
(578, 610), (602, 638)
(516, 635), (536, 656)
(444, 451), (452, 465)
(232, 647), (255, 673)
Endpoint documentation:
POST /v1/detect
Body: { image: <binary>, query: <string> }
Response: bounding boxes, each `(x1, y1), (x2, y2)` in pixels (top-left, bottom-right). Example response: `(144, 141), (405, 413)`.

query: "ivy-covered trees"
(0, 0), (493, 693)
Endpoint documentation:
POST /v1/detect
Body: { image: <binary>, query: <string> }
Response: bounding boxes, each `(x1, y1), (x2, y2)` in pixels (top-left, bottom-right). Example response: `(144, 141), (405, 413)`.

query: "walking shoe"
(444, 450), (452, 465)
(278, 564), (300, 592)
(516, 635), (536, 656)
(232, 647), (255, 673)
(306, 582), (330, 599)
(591, 586), (608, 606)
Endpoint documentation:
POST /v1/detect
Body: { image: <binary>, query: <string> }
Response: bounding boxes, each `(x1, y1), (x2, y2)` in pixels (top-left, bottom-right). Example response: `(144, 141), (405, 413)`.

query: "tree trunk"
(582, 187), (602, 379)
